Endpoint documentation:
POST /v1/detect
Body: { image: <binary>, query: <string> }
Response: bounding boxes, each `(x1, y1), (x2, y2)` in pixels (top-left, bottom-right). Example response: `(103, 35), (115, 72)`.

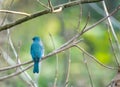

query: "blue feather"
(33, 61), (39, 73)
(30, 36), (44, 73)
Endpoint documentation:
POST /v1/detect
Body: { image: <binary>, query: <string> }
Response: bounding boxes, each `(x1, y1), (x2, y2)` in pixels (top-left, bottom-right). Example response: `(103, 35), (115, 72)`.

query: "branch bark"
(0, 0), (103, 31)
(0, 10), (30, 16)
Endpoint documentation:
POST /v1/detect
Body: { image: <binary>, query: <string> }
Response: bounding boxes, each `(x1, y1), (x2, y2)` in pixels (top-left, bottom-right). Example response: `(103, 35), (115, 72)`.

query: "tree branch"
(0, 5), (119, 71)
(0, 64), (33, 81)
(0, 39), (82, 72)
(75, 45), (117, 70)
(0, 10), (31, 16)
(0, 0), (103, 31)
(49, 33), (59, 87)
(64, 50), (71, 87)
(36, 0), (49, 9)
(0, 40), (81, 81)
(102, 1), (120, 66)
(83, 53), (94, 87)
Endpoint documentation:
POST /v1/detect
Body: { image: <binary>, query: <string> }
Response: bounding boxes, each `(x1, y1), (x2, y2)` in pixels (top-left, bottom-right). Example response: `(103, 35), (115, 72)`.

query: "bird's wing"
(39, 41), (44, 57)
(30, 42), (44, 59)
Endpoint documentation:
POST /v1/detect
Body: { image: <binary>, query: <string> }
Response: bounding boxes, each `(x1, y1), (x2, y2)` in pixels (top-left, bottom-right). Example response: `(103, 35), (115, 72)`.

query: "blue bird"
(30, 36), (44, 73)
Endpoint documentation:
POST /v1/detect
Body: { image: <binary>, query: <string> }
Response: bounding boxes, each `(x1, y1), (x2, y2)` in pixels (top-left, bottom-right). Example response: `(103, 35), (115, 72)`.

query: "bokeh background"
(0, 0), (120, 87)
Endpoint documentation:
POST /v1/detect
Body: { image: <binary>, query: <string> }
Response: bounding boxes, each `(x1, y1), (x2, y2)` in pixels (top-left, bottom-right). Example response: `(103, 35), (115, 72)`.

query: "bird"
(30, 36), (44, 73)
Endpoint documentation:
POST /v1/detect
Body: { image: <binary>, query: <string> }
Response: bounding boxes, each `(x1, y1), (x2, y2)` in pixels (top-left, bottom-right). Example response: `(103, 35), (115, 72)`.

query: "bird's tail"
(33, 58), (39, 73)
(33, 62), (39, 73)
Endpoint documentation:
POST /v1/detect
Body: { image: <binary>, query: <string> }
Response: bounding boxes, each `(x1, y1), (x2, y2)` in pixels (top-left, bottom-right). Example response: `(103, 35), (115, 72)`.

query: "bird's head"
(32, 36), (40, 42)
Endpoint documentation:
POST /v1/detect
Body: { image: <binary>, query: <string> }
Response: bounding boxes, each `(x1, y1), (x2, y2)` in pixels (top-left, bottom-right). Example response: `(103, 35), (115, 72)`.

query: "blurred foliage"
(0, 0), (119, 87)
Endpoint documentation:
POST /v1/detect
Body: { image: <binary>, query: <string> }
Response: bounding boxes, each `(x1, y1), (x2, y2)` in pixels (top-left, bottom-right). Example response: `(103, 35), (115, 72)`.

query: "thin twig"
(102, 1), (120, 65)
(1, 1), (34, 85)
(48, 0), (54, 12)
(64, 49), (71, 87)
(3, 0), (35, 86)
(75, 45), (118, 70)
(0, 51), (33, 71)
(0, 63), (33, 81)
(106, 81), (114, 87)
(0, 0), (104, 31)
(81, 12), (90, 33)
(58, 4), (120, 50)
(0, 4), (119, 70)
(0, 0), (14, 25)
(0, 40), (82, 81)
(0, 39), (82, 72)
(48, 0), (63, 13)
(49, 33), (59, 87)
(107, 28), (120, 66)
(0, 10), (31, 16)
(83, 53), (94, 87)
(1, 49), (36, 86)
(36, 0), (49, 9)
(7, 31), (36, 86)
(0, 6), (119, 70)
(76, 3), (83, 31)
(0, 3), (119, 72)
(7, 30), (18, 58)
(1, 0), (14, 64)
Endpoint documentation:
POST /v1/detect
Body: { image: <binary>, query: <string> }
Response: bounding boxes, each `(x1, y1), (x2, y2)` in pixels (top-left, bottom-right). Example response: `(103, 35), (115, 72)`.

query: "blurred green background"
(0, 0), (120, 87)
